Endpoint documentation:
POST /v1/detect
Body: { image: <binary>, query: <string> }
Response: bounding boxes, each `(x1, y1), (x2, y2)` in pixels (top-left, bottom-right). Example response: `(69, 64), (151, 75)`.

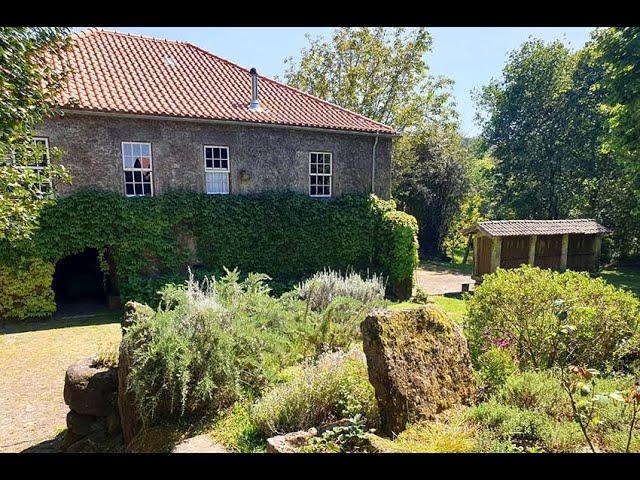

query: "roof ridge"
(183, 42), (395, 133)
(74, 28), (190, 46)
(481, 219), (598, 223)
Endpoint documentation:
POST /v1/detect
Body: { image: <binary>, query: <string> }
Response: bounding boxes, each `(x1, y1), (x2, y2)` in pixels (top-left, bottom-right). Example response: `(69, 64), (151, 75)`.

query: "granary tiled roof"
(463, 219), (611, 237)
(52, 29), (395, 135)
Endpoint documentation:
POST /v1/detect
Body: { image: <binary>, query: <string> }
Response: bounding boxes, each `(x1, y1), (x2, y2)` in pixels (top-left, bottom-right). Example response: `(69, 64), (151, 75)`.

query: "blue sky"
(78, 27), (595, 137)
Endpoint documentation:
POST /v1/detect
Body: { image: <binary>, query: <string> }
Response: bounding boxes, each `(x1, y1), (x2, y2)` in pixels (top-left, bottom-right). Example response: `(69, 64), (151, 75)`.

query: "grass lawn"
(599, 266), (640, 297)
(390, 294), (467, 323)
(0, 310), (122, 453)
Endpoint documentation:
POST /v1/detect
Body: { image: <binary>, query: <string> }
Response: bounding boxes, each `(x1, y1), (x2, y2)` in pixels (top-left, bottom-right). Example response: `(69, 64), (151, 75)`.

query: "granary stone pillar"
(528, 235), (537, 266)
(490, 236), (501, 273)
(559, 234), (569, 272)
(473, 234), (479, 275)
(593, 234), (603, 272)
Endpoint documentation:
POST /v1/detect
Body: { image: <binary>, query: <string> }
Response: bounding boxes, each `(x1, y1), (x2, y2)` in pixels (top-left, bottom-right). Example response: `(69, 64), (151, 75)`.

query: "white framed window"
(12, 137), (51, 195)
(204, 145), (230, 195)
(309, 152), (332, 197)
(122, 142), (153, 197)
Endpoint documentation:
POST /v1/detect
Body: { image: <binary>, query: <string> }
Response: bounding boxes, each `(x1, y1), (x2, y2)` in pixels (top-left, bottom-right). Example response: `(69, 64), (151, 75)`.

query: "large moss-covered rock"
(361, 306), (476, 436)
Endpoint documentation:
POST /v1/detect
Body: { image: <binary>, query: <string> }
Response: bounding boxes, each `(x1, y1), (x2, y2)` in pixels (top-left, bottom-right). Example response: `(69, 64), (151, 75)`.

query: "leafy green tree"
(393, 124), (469, 257)
(0, 27), (71, 241)
(477, 40), (579, 220)
(283, 27), (453, 133)
(592, 28), (640, 168)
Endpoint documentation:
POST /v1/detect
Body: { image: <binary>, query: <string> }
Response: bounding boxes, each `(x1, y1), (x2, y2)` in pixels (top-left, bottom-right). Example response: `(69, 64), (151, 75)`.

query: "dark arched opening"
(52, 248), (108, 315)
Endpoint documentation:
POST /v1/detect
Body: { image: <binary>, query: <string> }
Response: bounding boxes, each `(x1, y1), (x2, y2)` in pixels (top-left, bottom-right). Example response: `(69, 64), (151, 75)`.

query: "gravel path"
(0, 312), (121, 453)
(415, 264), (475, 296)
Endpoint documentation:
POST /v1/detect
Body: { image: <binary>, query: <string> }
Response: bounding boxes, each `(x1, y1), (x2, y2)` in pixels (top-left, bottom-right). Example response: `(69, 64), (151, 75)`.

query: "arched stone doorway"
(52, 248), (112, 315)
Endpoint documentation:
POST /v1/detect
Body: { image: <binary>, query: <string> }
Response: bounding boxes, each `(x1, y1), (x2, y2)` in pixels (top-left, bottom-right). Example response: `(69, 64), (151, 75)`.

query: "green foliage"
(467, 368), (639, 452)
(296, 268), (386, 311)
(496, 371), (570, 419)
(592, 28), (640, 169)
(465, 265), (640, 370)
(0, 191), (418, 319)
(476, 347), (519, 393)
(376, 207), (419, 298)
(121, 271), (307, 426)
(0, 27), (72, 241)
(283, 28), (453, 133)
(466, 399), (555, 447)
(294, 296), (372, 357)
(210, 402), (267, 453)
(302, 414), (374, 453)
(0, 258), (55, 320)
(393, 124), (469, 257)
(250, 348), (378, 436)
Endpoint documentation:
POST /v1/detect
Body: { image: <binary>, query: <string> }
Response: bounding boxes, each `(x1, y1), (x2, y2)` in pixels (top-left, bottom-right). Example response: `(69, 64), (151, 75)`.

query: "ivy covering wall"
(0, 190), (419, 320)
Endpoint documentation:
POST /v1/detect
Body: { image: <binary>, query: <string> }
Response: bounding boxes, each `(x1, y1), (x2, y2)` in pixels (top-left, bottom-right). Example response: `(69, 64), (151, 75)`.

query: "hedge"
(0, 190), (419, 320)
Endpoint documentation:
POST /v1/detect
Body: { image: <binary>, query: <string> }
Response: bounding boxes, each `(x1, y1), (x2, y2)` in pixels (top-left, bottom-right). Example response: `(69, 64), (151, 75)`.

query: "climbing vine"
(0, 190), (419, 320)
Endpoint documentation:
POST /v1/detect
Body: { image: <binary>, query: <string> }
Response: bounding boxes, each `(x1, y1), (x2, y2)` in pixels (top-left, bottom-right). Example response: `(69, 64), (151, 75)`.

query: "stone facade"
(38, 112), (392, 199)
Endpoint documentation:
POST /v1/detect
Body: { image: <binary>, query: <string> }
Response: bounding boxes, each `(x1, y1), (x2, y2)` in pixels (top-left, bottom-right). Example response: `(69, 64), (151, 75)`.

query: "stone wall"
(38, 112), (392, 199)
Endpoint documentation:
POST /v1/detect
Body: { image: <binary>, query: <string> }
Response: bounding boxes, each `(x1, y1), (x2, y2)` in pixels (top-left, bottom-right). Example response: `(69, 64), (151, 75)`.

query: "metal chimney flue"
(249, 68), (260, 110)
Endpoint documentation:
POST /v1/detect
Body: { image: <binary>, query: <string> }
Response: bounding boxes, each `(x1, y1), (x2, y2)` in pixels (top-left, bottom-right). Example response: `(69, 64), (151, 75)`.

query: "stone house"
(36, 29), (395, 199)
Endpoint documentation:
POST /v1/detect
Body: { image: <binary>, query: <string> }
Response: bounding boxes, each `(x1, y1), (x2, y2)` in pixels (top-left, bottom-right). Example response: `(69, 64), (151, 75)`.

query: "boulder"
(361, 306), (476, 437)
(266, 428), (317, 453)
(121, 301), (154, 329)
(63, 357), (118, 417)
(66, 411), (97, 436)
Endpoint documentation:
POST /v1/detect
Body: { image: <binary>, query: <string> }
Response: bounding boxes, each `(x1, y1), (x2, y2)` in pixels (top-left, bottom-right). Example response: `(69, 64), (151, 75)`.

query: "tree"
(476, 39), (579, 220)
(393, 124), (469, 257)
(284, 27), (454, 133)
(592, 28), (640, 169)
(0, 27), (71, 241)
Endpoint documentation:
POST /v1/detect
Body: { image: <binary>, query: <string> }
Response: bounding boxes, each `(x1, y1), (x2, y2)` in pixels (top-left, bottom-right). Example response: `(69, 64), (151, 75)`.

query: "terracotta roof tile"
(464, 219), (611, 237)
(53, 29), (395, 135)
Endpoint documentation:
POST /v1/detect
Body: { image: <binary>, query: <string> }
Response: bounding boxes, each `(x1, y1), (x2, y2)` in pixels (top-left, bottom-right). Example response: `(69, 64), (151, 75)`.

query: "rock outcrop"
(266, 428), (317, 453)
(361, 306), (476, 437)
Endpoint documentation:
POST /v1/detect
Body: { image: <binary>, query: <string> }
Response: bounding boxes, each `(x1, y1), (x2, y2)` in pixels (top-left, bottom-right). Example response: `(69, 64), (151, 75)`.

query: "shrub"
(295, 296), (372, 356)
(121, 270), (305, 425)
(296, 269), (386, 311)
(379, 410), (477, 453)
(465, 265), (640, 370)
(0, 191), (420, 319)
(0, 258), (55, 320)
(476, 347), (519, 392)
(375, 208), (419, 299)
(209, 403), (266, 453)
(466, 399), (554, 446)
(496, 371), (571, 420)
(250, 348), (378, 436)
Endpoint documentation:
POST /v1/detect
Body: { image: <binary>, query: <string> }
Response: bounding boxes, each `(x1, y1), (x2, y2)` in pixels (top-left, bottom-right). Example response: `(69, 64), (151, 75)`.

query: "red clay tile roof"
(54, 29), (395, 135)
(463, 219), (611, 237)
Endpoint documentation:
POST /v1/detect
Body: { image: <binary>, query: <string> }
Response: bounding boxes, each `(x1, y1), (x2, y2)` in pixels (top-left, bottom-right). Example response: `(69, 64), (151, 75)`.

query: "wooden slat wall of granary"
(476, 236), (493, 275)
(500, 235), (530, 269)
(567, 234), (596, 272)
(534, 235), (563, 270)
